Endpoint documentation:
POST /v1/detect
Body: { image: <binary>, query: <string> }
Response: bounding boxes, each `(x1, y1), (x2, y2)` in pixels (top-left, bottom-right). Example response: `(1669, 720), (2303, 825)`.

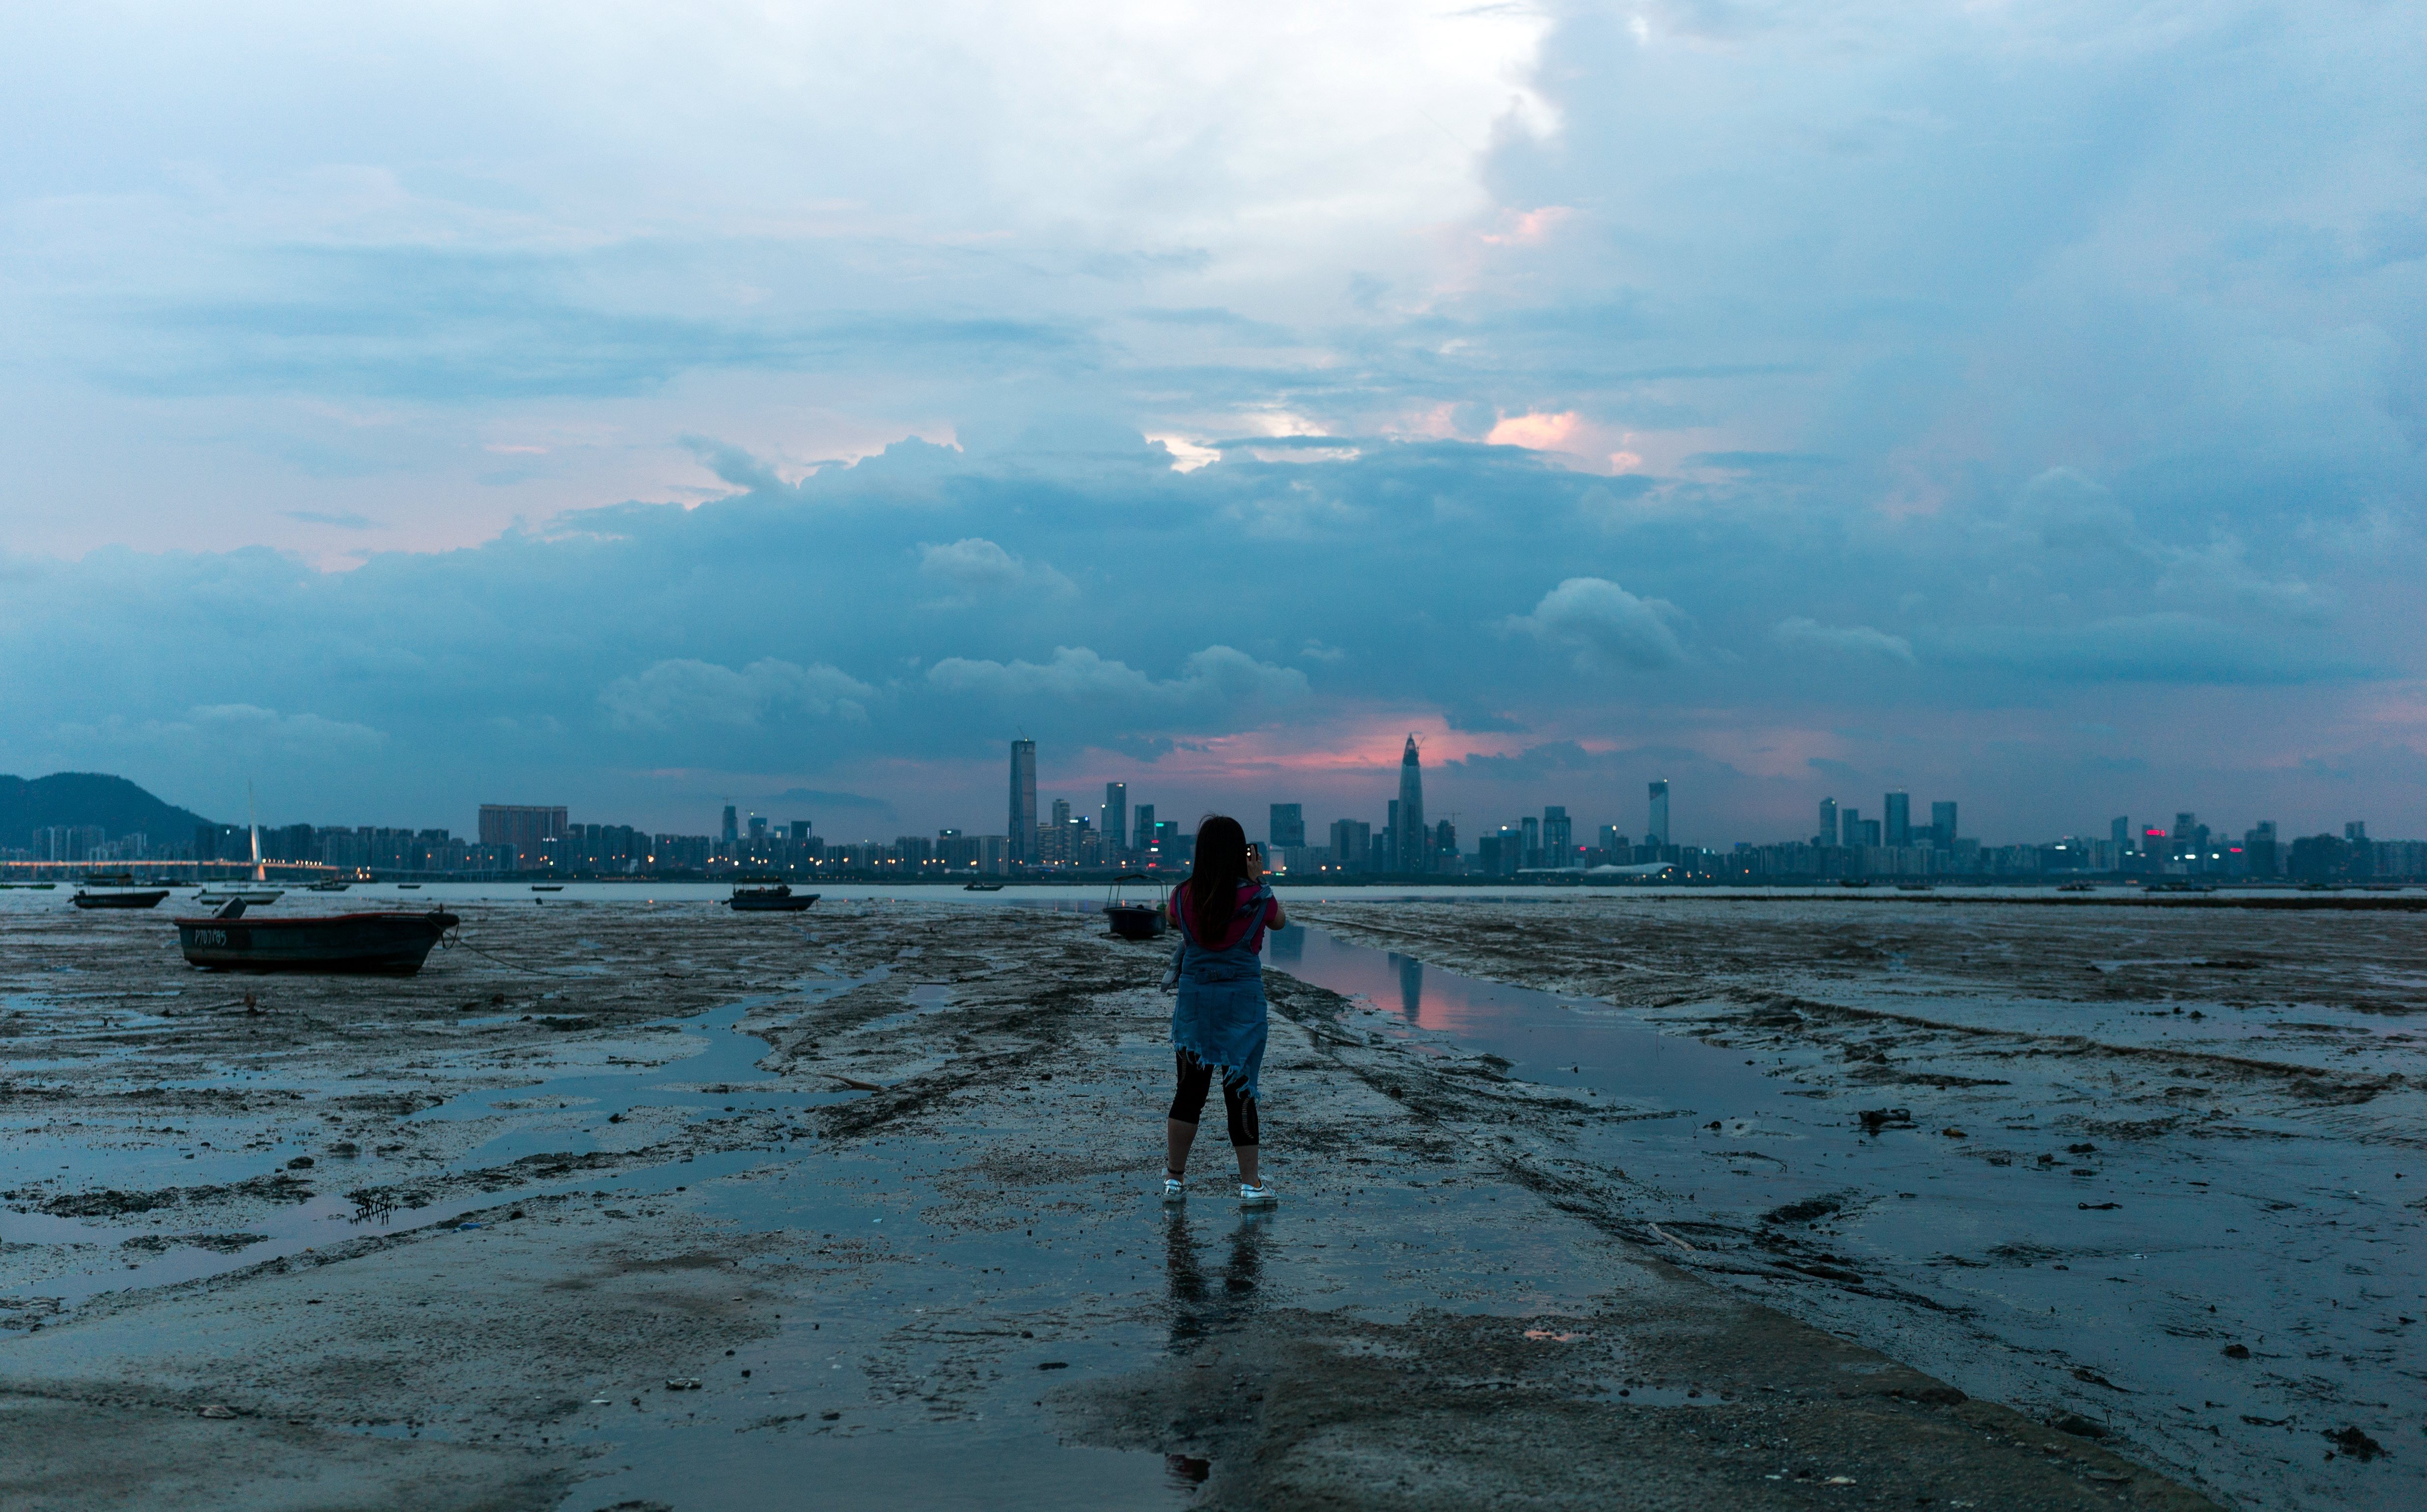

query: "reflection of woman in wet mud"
(1161, 814), (1285, 1207)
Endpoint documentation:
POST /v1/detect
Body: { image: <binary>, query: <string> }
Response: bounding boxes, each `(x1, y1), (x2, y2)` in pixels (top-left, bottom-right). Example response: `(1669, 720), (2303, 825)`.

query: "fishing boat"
(962, 881), (1004, 892)
(74, 885), (172, 909)
(194, 888), (285, 906)
(174, 904), (459, 974)
(1103, 873), (1167, 940)
(307, 880), (352, 892)
(727, 883), (816, 912)
(395, 882), (422, 889)
(531, 884), (564, 892)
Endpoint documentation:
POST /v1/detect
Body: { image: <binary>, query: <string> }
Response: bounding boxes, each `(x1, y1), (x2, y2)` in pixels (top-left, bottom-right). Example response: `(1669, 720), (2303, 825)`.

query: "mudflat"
(0, 892), (2405, 1508)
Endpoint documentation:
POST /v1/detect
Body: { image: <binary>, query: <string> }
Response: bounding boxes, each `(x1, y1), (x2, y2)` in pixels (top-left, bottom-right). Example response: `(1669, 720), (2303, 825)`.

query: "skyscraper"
(1008, 739), (1037, 865)
(481, 804), (568, 869)
(1396, 735), (1426, 872)
(1929, 801), (1957, 850)
(1270, 803), (1305, 849)
(1543, 806), (1572, 867)
(2112, 816), (2131, 851)
(721, 805), (738, 848)
(1329, 818), (1370, 869)
(1520, 815), (1540, 868)
(1883, 790), (1910, 848)
(1103, 783), (1127, 854)
(1817, 797), (1839, 848)
(1133, 803), (1155, 854)
(1647, 779), (1670, 848)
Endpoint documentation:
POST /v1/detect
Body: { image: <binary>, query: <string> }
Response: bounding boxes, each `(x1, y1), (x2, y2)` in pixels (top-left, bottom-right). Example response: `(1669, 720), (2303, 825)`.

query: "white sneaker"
(1161, 1177), (1187, 1204)
(1239, 1183), (1277, 1207)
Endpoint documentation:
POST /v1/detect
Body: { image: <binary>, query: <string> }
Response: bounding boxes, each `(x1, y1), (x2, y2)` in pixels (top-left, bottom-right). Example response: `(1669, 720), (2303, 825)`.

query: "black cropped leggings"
(1169, 1050), (1259, 1147)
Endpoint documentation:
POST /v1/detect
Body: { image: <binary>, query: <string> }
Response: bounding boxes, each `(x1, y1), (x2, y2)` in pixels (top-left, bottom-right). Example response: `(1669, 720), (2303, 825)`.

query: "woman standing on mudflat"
(1161, 814), (1285, 1207)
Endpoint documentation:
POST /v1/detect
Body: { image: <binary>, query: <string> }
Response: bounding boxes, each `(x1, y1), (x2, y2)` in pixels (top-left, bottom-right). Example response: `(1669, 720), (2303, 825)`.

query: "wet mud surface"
(0, 891), (2396, 1507)
(1294, 897), (2425, 1510)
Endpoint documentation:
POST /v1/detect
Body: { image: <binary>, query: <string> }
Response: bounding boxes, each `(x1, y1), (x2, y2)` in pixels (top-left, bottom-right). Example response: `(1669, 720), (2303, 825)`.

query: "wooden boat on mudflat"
(74, 888), (171, 909)
(1102, 873), (1168, 940)
(174, 908), (460, 974)
(726, 884), (816, 912)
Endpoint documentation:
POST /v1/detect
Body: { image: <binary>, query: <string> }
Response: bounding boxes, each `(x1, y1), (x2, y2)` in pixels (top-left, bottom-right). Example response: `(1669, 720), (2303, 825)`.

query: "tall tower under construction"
(1396, 735), (1426, 873)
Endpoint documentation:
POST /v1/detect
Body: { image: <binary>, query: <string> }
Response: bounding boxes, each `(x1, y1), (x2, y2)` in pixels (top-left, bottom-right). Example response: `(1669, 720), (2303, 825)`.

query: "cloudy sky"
(3, 1), (2421, 846)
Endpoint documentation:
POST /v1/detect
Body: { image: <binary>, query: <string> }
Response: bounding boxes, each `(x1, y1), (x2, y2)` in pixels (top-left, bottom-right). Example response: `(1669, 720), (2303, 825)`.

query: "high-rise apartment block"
(1543, 806), (1573, 867)
(1329, 818), (1371, 870)
(1270, 803), (1305, 849)
(480, 804), (568, 868)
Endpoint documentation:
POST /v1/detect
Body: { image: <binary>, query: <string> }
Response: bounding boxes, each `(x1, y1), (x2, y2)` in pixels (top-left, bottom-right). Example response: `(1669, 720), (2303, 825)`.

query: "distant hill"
(0, 772), (220, 849)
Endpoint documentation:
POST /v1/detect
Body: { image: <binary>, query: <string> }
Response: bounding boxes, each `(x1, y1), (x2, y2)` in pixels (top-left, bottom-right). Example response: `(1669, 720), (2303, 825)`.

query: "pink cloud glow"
(1485, 411), (1579, 450)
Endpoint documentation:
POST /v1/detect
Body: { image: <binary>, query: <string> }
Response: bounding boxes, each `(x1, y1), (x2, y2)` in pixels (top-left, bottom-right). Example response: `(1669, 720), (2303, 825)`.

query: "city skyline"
(23, 741), (2408, 863)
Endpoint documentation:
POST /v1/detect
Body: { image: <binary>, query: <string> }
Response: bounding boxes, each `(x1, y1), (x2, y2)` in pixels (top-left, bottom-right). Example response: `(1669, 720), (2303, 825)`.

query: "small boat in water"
(963, 882), (1004, 892)
(194, 888), (285, 906)
(531, 884), (563, 892)
(395, 882), (422, 889)
(75, 886), (172, 909)
(1103, 873), (1167, 940)
(174, 905), (460, 974)
(727, 884), (816, 912)
(307, 880), (352, 892)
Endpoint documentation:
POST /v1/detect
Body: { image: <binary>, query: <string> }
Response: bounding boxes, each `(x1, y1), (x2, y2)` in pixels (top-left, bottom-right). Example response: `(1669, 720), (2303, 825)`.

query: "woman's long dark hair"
(1183, 814), (1251, 929)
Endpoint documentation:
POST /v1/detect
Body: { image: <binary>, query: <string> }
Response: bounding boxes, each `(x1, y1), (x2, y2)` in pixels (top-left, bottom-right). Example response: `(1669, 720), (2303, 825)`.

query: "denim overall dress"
(1169, 883), (1274, 1101)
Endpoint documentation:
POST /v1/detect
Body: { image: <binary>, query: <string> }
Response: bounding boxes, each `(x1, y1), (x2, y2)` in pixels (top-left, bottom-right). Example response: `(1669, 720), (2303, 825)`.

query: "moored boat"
(174, 907), (460, 974)
(195, 888), (285, 906)
(1103, 873), (1167, 940)
(963, 882), (1004, 892)
(74, 888), (171, 909)
(727, 884), (816, 912)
